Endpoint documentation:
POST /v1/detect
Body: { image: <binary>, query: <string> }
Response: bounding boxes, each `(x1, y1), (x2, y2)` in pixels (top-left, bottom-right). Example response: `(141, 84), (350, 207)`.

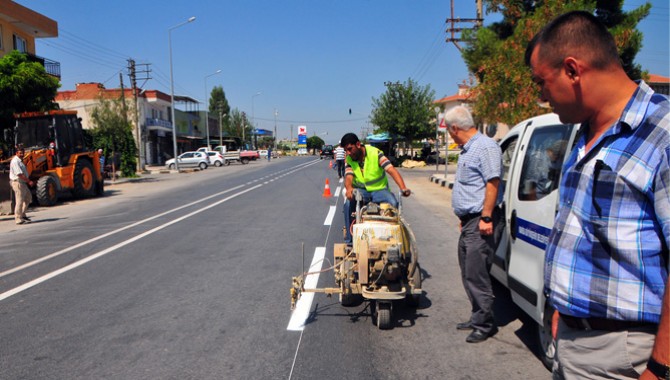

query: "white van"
(490, 113), (579, 370)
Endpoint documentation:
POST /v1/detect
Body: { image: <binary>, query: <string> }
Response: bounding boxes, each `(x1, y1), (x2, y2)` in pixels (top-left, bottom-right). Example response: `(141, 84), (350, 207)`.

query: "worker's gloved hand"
(401, 189), (411, 197)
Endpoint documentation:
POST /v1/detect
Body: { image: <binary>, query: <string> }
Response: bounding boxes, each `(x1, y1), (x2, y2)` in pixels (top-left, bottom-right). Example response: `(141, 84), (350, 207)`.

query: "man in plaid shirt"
(526, 11), (669, 379)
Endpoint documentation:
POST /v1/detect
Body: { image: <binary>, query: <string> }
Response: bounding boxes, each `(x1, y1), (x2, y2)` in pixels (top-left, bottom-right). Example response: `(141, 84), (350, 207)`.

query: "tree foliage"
(307, 136), (325, 151)
(370, 78), (436, 142)
(462, 0), (651, 125)
(224, 108), (254, 146)
(89, 96), (137, 177)
(209, 85), (230, 116)
(0, 50), (60, 131)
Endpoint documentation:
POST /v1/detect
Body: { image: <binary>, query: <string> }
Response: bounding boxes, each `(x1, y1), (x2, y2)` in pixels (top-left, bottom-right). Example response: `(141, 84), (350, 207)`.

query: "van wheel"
(73, 160), (95, 198)
(36, 176), (58, 206)
(538, 302), (557, 370)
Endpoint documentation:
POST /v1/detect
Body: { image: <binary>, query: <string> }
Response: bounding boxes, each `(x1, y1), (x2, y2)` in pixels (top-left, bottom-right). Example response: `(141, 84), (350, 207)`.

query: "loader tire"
(36, 176), (58, 206)
(73, 159), (96, 198)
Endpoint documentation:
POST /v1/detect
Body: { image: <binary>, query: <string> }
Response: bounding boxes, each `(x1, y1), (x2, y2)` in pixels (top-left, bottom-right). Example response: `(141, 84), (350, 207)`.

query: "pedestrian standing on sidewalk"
(334, 144), (346, 178)
(526, 11), (669, 379)
(9, 147), (34, 225)
(444, 105), (503, 343)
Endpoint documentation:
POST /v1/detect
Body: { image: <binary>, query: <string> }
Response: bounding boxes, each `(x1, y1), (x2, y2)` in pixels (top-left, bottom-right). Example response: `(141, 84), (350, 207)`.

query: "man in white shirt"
(9, 147), (34, 225)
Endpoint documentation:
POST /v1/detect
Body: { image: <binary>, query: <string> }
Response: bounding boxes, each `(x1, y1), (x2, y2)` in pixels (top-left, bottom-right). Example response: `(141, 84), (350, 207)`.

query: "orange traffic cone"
(322, 178), (332, 197)
(329, 160), (333, 169)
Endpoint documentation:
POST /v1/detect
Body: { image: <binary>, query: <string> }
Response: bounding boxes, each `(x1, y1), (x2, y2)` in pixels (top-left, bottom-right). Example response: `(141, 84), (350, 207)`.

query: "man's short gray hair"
(443, 106), (475, 131)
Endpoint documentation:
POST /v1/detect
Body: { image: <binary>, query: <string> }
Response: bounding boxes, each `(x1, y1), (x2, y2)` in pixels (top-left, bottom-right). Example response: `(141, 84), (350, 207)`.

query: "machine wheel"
(406, 263), (422, 307)
(36, 176), (58, 206)
(538, 302), (557, 370)
(339, 260), (356, 306)
(198, 162), (208, 170)
(73, 159), (96, 198)
(376, 302), (392, 329)
(240, 157), (250, 165)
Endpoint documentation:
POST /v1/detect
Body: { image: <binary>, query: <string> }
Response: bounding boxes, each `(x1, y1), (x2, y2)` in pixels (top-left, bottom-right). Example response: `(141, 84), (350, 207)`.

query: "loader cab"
(14, 111), (87, 166)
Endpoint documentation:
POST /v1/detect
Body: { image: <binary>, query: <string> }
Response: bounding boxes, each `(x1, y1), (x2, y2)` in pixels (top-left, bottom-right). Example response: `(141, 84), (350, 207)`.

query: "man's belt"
(560, 313), (656, 331)
(458, 212), (481, 224)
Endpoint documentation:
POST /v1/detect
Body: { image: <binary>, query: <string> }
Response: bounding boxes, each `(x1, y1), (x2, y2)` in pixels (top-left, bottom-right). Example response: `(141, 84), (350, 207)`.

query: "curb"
(429, 174), (454, 189)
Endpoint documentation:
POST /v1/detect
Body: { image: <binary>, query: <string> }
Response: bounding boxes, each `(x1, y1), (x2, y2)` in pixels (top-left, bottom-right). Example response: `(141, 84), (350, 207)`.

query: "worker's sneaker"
(16, 220), (25, 225)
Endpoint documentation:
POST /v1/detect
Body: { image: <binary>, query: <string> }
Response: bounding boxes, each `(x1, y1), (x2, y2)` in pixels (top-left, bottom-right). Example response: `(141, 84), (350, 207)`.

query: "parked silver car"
(165, 151), (209, 170)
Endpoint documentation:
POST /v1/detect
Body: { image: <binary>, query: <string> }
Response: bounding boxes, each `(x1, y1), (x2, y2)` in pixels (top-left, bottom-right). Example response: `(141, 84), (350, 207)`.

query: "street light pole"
(203, 69), (222, 150)
(251, 91), (261, 148)
(273, 108), (278, 153)
(168, 16), (196, 172)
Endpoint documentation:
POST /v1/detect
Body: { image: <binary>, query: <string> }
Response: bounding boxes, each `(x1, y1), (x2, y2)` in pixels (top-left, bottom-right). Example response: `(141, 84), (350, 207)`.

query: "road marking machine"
(290, 190), (422, 329)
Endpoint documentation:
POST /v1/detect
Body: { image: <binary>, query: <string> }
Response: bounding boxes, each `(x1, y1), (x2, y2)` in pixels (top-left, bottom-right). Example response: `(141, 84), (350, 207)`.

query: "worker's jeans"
(343, 188), (397, 244)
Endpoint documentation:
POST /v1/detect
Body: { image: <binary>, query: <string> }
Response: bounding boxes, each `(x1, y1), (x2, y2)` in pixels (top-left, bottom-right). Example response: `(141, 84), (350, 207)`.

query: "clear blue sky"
(18, 1), (670, 145)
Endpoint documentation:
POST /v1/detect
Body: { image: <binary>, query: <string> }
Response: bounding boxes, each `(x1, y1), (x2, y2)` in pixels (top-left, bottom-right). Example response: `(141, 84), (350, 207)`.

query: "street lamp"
(204, 69), (222, 150)
(434, 106), (442, 173)
(168, 16), (196, 172)
(251, 91), (261, 148)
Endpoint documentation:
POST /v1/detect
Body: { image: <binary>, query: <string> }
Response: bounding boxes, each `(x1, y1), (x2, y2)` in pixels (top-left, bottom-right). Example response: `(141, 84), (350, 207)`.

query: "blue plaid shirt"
(452, 132), (503, 217)
(545, 81), (670, 323)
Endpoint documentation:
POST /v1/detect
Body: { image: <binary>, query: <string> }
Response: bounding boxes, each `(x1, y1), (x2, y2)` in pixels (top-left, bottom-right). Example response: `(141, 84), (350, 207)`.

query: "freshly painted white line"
(334, 186), (341, 197)
(286, 247), (326, 331)
(324, 206), (336, 226)
(0, 184), (262, 302)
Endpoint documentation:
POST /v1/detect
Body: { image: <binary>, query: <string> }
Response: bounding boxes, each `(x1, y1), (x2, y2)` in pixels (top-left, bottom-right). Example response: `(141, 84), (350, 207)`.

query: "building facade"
(56, 83), (207, 166)
(0, 0), (60, 77)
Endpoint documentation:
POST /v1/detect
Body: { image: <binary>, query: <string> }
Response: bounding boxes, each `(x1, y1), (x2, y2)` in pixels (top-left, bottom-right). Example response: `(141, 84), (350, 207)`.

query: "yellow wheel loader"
(1, 110), (104, 214)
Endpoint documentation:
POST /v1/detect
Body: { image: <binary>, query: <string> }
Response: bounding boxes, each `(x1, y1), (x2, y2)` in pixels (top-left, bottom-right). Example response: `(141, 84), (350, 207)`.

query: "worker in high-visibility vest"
(340, 132), (411, 244)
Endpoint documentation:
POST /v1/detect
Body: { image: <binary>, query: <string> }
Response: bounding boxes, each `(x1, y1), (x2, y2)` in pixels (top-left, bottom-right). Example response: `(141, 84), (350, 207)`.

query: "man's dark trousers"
(457, 210), (503, 334)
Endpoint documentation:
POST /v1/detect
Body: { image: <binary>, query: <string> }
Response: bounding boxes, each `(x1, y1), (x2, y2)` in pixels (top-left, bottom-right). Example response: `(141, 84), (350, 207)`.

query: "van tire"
(538, 302), (557, 371)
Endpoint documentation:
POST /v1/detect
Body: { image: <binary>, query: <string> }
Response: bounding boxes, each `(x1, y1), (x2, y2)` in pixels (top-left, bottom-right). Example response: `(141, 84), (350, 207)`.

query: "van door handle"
(510, 209), (517, 240)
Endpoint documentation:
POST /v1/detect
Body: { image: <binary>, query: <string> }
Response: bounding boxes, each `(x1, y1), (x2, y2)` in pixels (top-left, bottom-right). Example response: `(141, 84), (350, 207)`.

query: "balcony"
(26, 53), (61, 79)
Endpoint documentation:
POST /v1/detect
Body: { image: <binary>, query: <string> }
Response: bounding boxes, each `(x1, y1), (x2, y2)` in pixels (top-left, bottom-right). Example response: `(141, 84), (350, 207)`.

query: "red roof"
(648, 74), (669, 84)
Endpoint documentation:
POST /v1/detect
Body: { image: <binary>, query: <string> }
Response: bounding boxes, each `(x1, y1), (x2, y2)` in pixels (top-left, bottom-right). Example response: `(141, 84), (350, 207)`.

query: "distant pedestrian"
(98, 149), (105, 174)
(267, 147), (272, 162)
(526, 11), (669, 379)
(9, 147), (33, 225)
(445, 105), (503, 344)
(334, 144), (346, 178)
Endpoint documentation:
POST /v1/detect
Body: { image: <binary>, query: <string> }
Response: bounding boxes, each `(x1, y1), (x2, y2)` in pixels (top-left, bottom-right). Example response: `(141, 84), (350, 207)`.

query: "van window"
(500, 136), (518, 192)
(517, 125), (571, 201)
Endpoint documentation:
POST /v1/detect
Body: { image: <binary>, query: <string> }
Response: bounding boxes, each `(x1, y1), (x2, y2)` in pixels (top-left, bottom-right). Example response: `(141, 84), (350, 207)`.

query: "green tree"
(462, 0), (651, 125)
(0, 50), (60, 134)
(209, 85), (230, 116)
(225, 108), (253, 146)
(307, 136), (325, 153)
(370, 78), (436, 142)
(89, 96), (137, 177)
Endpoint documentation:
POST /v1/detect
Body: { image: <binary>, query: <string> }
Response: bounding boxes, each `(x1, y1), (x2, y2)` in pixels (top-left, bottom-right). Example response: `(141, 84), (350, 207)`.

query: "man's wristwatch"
(481, 215), (492, 223)
(647, 356), (670, 380)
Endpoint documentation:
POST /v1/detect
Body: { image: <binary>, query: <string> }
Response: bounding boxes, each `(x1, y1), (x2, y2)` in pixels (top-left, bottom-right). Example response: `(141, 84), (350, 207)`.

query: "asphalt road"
(0, 157), (549, 379)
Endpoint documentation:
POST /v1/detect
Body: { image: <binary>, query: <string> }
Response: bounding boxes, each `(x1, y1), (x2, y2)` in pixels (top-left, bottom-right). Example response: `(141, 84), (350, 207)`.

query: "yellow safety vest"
(346, 145), (388, 191)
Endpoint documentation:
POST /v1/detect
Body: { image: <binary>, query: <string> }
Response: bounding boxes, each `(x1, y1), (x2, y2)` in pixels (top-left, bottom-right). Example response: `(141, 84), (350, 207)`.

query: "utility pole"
(273, 108), (278, 153)
(127, 58), (144, 172)
(446, 0), (484, 51)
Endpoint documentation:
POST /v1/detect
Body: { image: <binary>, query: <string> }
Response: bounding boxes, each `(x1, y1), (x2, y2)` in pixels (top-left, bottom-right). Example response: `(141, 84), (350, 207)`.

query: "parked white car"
(165, 151), (209, 170)
(205, 151), (225, 166)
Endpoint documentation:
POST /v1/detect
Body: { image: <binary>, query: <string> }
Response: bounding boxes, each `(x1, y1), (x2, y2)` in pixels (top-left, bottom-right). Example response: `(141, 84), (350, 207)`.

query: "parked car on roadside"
(258, 149), (268, 158)
(165, 151), (209, 170)
(205, 151), (225, 167)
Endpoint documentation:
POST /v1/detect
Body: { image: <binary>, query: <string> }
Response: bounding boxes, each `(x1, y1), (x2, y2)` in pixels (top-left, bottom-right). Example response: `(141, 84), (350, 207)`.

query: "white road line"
(324, 206), (336, 226)
(0, 184), (263, 302)
(334, 185), (342, 197)
(286, 247), (326, 331)
(0, 160), (321, 279)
